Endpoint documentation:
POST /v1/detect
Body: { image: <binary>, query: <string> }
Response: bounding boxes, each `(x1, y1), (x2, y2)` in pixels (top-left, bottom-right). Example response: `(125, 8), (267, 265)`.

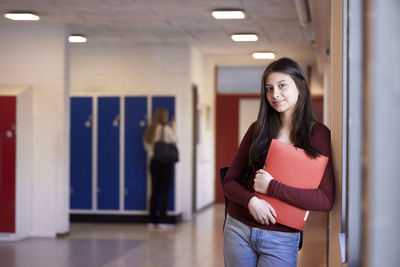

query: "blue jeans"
(223, 214), (300, 267)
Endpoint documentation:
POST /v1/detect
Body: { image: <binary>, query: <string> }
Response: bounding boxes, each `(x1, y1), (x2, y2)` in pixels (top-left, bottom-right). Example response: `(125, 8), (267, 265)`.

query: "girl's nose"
(273, 87), (280, 98)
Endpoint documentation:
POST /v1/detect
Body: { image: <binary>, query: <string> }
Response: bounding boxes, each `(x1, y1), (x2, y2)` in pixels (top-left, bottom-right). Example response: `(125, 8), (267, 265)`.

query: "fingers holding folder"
(254, 169), (274, 194)
(248, 196), (277, 225)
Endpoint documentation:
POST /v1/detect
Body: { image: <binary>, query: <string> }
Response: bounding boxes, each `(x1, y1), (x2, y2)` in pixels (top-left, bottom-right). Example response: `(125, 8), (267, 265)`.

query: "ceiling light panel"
(252, 52), (276, 59)
(211, 10), (245, 19)
(4, 12), (40, 21)
(68, 35), (87, 43)
(231, 34), (258, 42)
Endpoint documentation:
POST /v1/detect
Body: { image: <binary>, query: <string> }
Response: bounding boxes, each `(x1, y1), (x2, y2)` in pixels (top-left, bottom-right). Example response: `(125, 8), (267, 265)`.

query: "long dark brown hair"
(249, 57), (320, 171)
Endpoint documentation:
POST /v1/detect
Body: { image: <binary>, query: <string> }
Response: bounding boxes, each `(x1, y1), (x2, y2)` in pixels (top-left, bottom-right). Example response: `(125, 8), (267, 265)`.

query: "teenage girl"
(222, 57), (335, 266)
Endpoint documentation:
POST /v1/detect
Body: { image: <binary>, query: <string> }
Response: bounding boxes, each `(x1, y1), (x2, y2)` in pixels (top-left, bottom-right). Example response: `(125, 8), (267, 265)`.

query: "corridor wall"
(0, 24), (69, 238)
(0, 87), (33, 241)
(70, 42), (194, 219)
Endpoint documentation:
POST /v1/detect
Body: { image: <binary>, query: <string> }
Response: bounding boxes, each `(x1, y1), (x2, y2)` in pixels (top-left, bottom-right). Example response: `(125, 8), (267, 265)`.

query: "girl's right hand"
(248, 196), (277, 225)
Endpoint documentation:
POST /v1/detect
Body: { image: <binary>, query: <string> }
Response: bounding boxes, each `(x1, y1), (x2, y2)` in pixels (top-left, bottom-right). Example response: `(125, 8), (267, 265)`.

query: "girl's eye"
(266, 86), (272, 91)
(279, 83), (286, 88)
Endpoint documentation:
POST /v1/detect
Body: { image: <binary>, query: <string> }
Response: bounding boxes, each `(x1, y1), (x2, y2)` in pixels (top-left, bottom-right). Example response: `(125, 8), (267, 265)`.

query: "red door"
(0, 96), (16, 233)
(215, 95), (239, 203)
(215, 94), (259, 203)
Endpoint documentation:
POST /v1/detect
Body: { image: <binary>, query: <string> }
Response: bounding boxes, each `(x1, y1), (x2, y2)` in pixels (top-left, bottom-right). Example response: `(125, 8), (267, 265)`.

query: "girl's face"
(265, 72), (299, 117)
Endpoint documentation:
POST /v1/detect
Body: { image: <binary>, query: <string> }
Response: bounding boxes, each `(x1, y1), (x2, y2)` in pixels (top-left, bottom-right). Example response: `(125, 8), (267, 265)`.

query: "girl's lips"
(273, 100), (284, 105)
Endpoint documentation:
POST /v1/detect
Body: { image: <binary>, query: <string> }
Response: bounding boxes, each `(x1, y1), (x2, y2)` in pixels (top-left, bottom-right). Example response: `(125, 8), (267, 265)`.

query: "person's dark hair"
(249, 57), (320, 171)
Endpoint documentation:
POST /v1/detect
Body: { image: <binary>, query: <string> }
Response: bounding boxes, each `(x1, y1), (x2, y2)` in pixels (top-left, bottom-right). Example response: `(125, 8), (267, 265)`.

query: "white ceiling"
(0, 0), (330, 65)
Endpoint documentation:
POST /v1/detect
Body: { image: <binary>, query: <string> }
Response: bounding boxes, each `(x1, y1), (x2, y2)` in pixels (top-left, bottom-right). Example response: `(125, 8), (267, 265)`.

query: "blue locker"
(70, 97), (93, 209)
(98, 97), (120, 210)
(152, 96), (175, 211)
(124, 97), (147, 210)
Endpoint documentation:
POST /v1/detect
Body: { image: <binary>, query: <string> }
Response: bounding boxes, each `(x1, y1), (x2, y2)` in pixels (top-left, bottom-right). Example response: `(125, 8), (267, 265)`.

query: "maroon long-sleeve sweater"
(222, 121), (335, 232)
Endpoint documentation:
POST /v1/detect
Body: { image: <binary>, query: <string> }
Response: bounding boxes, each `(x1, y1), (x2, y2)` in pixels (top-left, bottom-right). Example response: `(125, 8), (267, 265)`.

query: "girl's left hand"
(253, 169), (274, 194)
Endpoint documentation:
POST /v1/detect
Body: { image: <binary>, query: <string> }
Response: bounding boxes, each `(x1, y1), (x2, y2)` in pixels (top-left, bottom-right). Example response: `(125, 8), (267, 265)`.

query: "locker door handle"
(140, 114), (147, 127)
(97, 187), (101, 194)
(84, 115), (92, 128)
(112, 115), (120, 127)
(70, 187), (74, 195)
(124, 188), (128, 196)
(7, 124), (16, 137)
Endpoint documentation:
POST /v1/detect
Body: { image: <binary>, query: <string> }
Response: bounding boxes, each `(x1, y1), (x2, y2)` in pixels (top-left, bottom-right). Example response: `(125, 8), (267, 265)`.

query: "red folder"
(255, 139), (328, 230)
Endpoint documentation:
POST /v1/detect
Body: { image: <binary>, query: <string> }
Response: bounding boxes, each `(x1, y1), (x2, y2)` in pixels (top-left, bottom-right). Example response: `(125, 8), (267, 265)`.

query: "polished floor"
(0, 204), (327, 267)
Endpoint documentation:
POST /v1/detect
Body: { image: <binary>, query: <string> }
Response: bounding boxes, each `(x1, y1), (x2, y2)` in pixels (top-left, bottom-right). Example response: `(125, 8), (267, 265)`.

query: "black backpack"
(153, 126), (179, 164)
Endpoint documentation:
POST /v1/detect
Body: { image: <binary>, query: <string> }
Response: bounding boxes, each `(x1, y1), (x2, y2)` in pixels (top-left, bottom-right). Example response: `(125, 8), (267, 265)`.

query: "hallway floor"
(0, 204), (327, 267)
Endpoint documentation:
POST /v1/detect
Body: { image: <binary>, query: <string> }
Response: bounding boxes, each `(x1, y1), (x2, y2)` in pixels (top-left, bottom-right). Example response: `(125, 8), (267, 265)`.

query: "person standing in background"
(143, 108), (177, 229)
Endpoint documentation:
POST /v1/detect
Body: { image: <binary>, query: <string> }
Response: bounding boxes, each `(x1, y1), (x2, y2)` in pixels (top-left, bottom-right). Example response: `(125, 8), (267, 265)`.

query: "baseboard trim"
(56, 231), (70, 238)
(196, 202), (215, 213)
(70, 213), (183, 224)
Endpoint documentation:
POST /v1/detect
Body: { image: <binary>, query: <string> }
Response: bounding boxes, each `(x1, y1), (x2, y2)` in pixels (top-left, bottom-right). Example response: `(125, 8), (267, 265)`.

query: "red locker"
(0, 96), (16, 233)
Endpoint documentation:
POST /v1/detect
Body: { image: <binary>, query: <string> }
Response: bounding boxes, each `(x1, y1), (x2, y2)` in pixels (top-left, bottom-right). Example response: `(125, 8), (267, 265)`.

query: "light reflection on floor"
(0, 204), (326, 267)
